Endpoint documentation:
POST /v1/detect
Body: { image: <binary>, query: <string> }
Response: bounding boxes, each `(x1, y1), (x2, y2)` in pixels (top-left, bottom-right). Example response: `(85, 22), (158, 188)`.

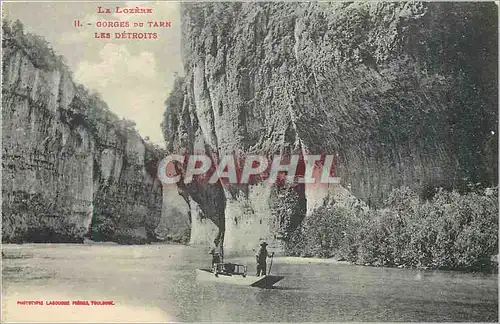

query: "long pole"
(268, 252), (274, 275)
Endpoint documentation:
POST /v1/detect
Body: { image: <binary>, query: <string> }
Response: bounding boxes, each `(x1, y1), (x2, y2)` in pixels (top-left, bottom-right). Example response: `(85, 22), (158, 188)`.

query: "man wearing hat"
(256, 242), (273, 276)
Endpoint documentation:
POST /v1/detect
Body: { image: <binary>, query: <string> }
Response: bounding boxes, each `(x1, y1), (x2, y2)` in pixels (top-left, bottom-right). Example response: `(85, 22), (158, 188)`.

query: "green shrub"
(90, 213), (116, 242)
(287, 186), (498, 272)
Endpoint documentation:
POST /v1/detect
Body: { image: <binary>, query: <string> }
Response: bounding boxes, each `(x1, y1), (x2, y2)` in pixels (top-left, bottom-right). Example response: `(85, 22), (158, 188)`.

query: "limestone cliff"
(162, 2), (498, 254)
(2, 21), (164, 244)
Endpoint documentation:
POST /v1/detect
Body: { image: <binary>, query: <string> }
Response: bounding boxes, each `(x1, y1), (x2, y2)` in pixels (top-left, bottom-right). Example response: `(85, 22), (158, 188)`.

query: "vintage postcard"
(1, 1), (498, 323)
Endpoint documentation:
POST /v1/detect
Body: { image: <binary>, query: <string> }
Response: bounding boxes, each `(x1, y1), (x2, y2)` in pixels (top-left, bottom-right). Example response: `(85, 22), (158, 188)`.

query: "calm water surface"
(2, 244), (498, 322)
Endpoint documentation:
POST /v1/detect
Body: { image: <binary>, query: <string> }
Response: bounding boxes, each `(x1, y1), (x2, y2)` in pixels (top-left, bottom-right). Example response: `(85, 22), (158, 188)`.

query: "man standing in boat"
(256, 242), (274, 276)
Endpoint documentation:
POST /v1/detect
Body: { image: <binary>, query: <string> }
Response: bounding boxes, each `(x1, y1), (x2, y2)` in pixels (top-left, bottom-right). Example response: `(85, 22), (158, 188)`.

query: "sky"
(2, 0), (184, 147)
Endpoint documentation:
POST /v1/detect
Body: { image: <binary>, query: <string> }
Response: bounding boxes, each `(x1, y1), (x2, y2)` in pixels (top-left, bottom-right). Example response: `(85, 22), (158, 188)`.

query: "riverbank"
(275, 256), (350, 265)
(219, 254), (498, 274)
(224, 254), (350, 266)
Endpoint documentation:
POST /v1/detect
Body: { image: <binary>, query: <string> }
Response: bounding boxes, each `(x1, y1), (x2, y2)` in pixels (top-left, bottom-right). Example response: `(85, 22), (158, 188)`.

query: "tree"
(12, 19), (23, 36)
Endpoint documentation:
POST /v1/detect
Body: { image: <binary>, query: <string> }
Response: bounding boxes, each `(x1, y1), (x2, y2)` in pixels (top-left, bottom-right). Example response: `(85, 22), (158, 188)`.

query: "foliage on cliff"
(287, 187), (498, 272)
(2, 19), (68, 71)
(269, 183), (306, 242)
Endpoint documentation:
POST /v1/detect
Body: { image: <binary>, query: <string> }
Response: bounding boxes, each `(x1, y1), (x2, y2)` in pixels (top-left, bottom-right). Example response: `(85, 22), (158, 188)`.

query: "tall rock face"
(164, 2), (498, 253)
(2, 22), (164, 244)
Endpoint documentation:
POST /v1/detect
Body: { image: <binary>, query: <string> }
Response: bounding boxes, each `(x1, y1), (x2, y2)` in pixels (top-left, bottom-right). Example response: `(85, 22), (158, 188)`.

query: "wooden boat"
(198, 244), (283, 288)
(196, 268), (284, 288)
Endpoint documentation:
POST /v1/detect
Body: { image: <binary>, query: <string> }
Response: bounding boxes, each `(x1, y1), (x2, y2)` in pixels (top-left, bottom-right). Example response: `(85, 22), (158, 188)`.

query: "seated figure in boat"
(256, 242), (274, 276)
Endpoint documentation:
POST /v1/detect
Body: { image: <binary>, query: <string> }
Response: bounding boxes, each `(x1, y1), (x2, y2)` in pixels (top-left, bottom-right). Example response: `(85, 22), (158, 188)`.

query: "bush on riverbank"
(286, 187), (498, 272)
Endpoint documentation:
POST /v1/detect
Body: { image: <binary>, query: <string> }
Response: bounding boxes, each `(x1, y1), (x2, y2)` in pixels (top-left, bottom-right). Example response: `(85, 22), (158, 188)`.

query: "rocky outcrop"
(2, 21), (164, 244)
(162, 2), (498, 253)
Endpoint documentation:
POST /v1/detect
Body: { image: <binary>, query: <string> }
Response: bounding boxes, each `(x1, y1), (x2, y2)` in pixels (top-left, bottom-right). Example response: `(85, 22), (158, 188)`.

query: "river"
(2, 244), (497, 322)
